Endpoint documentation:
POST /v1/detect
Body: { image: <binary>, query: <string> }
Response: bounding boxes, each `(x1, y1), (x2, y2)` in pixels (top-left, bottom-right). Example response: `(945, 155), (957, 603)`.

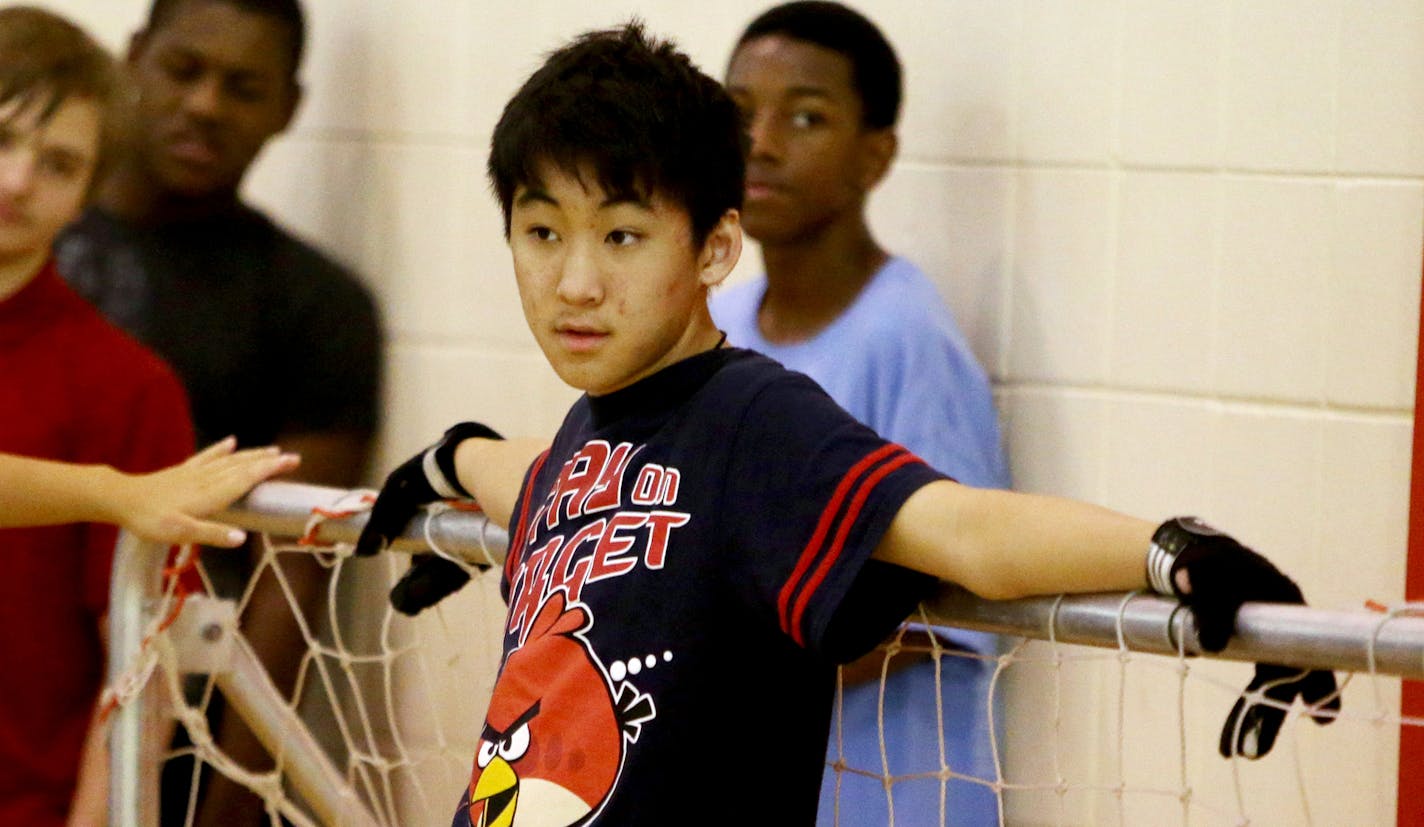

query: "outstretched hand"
(114, 437), (300, 547)
(1152, 517), (1340, 759)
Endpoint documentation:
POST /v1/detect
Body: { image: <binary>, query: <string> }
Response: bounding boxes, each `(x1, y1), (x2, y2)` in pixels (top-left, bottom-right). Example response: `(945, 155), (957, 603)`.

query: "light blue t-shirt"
(713, 256), (1010, 825)
(712, 256), (1009, 490)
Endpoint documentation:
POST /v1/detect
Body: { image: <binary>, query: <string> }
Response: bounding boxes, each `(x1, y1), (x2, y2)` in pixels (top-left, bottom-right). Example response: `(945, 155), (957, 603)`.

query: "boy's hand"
(1219, 663), (1339, 759)
(354, 422), (500, 615)
(115, 437), (300, 547)
(388, 555), (472, 615)
(1149, 517), (1302, 652)
(1148, 516), (1340, 759)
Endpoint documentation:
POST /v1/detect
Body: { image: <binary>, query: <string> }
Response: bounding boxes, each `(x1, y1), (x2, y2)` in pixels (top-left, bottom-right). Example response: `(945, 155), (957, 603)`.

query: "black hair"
(488, 22), (745, 246)
(146, 0), (305, 76)
(735, 1), (901, 129)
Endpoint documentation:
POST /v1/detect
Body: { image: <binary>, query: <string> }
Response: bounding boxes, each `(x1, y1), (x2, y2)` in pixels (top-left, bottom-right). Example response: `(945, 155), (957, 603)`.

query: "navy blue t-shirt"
(453, 348), (944, 826)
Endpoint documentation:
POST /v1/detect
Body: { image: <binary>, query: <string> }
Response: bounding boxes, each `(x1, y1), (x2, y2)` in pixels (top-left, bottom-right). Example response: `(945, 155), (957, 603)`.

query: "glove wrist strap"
(423, 421), (503, 500)
(422, 449), (466, 499)
(1146, 533), (1177, 595)
(1147, 516), (1220, 596)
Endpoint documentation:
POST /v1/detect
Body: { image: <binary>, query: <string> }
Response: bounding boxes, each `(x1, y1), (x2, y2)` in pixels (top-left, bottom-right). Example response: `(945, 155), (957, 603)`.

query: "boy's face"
(127, 0), (298, 197)
(508, 164), (739, 396)
(726, 35), (893, 246)
(0, 95), (100, 267)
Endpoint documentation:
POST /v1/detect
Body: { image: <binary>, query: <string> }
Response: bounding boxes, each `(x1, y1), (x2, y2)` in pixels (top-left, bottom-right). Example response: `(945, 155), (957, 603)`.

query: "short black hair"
(488, 22), (745, 247)
(145, 0), (305, 77)
(735, 1), (901, 130)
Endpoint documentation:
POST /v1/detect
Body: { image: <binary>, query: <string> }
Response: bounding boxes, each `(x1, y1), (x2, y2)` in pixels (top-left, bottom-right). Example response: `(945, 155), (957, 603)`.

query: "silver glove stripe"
(1147, 540), (1176, 595)
(422, 448), (462, 500)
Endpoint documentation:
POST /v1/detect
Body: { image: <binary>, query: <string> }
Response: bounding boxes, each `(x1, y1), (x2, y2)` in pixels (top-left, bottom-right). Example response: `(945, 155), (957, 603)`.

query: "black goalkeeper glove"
(1148, 516), (1340, 759)
(354, 421), (502, 615)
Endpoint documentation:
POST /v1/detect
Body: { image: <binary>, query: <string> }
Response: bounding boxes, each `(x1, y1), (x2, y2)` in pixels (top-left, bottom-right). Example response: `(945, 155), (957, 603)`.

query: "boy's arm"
(873, 480), (1153, 600)
(0, 440), (299, 546)
(353, 424), (546, 550)
(874, 479), (1342, 760)
(451, 436), (549, 530)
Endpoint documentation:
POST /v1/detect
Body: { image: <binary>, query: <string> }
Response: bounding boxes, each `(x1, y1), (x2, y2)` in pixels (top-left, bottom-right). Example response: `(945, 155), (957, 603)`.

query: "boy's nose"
(0, 152), (37, 199)
(555, 243), (604, 305)
(180, 75), (225, 121)
(747, 112), (784, 161)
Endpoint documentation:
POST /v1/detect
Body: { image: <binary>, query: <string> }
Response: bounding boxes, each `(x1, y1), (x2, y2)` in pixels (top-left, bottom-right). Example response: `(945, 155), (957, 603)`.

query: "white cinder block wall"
(45, 0), (1424, 823)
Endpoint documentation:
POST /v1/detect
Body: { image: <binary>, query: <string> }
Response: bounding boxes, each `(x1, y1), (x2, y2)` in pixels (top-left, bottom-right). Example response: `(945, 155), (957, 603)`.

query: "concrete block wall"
(41, 0), (1424, 823)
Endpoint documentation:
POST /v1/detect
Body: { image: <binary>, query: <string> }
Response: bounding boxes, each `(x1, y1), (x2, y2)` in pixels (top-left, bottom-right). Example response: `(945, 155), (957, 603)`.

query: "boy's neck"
(0, 248), (49, 303)
(93, 157), (242, 226)
(756, 217), (887, 345)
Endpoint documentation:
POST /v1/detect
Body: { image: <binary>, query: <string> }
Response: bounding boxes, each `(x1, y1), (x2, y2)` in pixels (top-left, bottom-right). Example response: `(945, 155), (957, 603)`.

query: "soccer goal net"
(106, 481), (1424, 826)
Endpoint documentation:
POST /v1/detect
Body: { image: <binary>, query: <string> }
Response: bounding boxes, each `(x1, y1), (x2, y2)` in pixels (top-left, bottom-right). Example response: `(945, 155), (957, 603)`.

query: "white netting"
(105, 492), (1420, 827)
(821, 602), (1413, 827)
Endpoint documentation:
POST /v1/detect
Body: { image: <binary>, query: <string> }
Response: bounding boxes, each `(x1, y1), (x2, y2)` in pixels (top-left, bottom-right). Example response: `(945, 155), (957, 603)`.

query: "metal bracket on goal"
(167, 595), (239, 675)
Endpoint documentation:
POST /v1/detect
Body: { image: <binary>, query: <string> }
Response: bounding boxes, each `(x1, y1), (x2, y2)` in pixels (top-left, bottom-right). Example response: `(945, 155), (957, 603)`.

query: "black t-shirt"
(55, 205), (382, 447)
(452, 348), (943, 827)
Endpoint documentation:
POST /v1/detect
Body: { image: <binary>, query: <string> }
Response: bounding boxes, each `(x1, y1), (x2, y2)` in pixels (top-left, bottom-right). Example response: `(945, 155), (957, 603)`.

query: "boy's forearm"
(875, 480), (1154, 600)
(452, 437), (548, 530)
(0, 454), (126, 529)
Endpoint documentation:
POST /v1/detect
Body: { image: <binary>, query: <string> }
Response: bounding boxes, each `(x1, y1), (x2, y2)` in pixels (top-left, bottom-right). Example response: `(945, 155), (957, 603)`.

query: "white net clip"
(168, 593), (239, 675)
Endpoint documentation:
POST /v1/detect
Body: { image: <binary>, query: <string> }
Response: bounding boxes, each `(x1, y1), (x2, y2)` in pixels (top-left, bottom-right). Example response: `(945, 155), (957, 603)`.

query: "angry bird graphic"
(456, 590), (654, 827)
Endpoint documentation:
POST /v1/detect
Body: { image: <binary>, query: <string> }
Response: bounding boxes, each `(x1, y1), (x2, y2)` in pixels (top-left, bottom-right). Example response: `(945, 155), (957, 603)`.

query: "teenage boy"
(0, 8), (221, 823)
(355, 23), (1339, 826)
(58, 0), (381, 478)
(54, 1), (382, 822)
(712, 3), (1006, 821)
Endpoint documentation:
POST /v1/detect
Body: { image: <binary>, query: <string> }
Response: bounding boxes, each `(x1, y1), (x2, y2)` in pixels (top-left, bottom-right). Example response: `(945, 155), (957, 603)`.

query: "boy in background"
(56, 1), (382, 821)
(0, 9), (291, 823)
(712, 3), (1006, 820)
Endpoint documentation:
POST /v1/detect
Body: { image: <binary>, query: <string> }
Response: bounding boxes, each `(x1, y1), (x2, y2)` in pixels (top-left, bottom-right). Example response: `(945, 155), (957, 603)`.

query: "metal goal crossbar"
(107, 481), (1424, 826)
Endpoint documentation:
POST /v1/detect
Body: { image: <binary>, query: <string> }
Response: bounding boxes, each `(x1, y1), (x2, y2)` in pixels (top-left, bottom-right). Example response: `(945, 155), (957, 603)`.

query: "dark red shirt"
(0, 259), (193, 825)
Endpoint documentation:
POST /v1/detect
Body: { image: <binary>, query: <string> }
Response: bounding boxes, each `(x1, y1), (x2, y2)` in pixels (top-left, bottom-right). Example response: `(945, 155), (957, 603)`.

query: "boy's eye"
(790, 110), (825, 129)
(39, 151), (81, 179)
(227, 79), (270, 104)
(606, 229), (640, 247)
(159, 54), (202, 84)
(528, 226), (559, 242)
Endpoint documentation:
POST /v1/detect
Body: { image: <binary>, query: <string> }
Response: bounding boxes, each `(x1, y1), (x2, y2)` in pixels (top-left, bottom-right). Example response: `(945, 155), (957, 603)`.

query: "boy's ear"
(697, 210), (742, 288)
(857, 128), (898, 192)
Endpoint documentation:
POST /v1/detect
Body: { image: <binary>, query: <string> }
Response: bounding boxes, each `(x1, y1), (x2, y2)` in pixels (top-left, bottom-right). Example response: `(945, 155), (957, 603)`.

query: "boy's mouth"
(744, 176), (784, 201)
(164, 130), (222, 168)
(555, 324), (608, 353)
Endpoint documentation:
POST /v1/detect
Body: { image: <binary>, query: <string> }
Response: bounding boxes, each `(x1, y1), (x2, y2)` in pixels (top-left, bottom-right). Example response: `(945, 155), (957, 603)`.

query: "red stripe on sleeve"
(788, 452), (920, 645)
(504, 450), (550, 585)
(776, 444), (905, 640)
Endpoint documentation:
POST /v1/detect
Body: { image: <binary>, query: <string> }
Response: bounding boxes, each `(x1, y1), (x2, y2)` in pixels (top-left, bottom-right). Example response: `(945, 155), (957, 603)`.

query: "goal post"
(106, 481), (1424, 826)
(929, 586), (1424, 678)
